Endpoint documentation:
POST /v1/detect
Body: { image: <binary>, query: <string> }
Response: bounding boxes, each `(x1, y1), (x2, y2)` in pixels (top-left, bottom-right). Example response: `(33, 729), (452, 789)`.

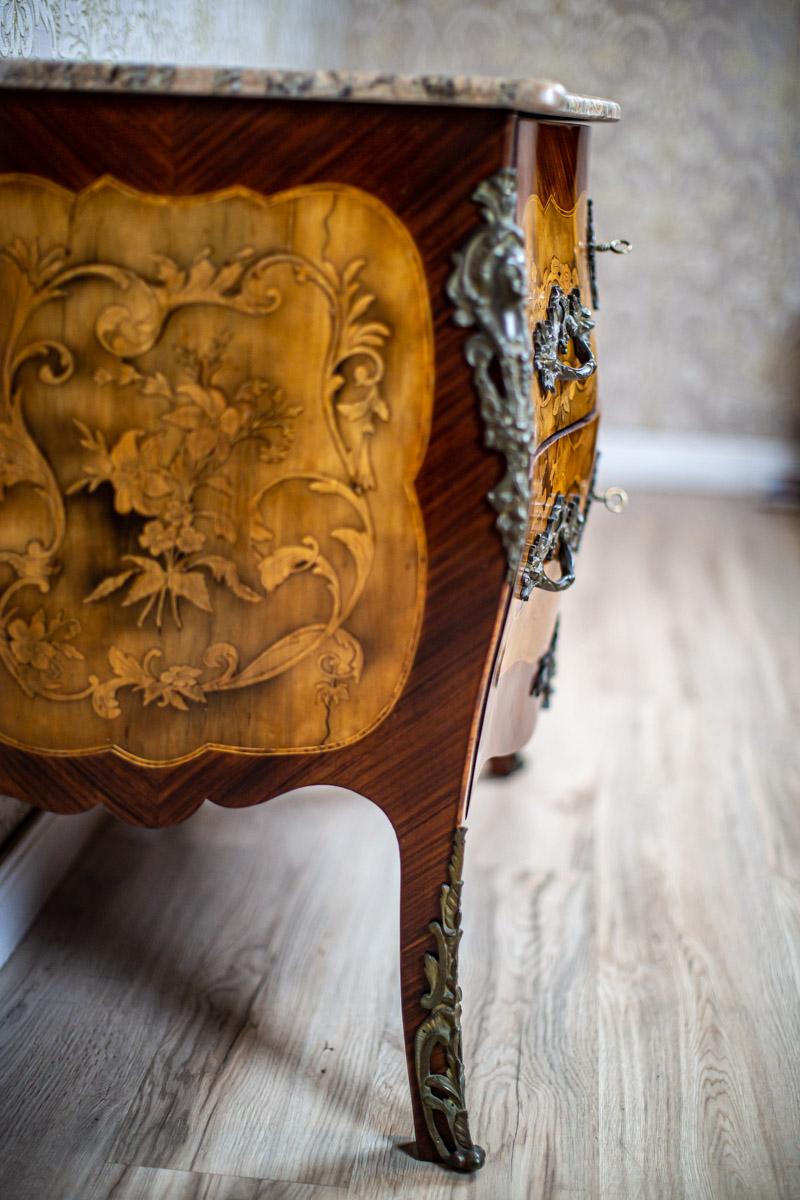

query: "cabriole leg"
(488, 752), (523, 777)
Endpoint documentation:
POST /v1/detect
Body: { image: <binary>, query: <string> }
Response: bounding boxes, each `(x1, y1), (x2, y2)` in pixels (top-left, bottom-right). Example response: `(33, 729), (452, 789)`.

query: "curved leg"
(487, 752), (523, 777)
(396, 816), (485, 1172)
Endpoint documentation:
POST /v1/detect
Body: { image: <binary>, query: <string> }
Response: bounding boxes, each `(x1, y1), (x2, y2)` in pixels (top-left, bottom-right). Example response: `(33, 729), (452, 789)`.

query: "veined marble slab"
(0, 60), (620, 121)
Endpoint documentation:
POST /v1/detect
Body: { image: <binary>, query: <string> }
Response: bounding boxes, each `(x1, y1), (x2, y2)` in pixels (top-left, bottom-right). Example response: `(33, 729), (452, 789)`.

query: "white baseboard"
(595, 428), (800, 495)
(0, 808), (108, 969)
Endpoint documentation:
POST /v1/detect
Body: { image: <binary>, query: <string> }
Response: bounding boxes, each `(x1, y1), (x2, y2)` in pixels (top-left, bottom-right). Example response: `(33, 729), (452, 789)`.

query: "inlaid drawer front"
(533, 416), (599, 531)
(515, 413), (598, 598)
(517, 414), (599, 599)
(524, 191), (596, 443)
(515, 119), (597, 445)
(0, 176), (433, 763)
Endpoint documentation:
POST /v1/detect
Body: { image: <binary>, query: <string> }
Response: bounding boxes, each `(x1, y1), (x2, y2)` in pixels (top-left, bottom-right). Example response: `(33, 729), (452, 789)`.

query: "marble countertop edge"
(0, 60), (621, 121)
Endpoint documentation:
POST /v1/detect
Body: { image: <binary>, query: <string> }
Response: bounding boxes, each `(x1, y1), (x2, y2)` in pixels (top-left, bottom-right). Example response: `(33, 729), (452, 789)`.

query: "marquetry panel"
(524, 190), (596, 443)
(0, 175), (433, 764)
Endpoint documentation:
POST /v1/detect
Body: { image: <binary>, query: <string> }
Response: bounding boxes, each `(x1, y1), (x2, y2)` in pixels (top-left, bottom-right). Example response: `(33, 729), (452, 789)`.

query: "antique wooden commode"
(0, 62), (626, 1171)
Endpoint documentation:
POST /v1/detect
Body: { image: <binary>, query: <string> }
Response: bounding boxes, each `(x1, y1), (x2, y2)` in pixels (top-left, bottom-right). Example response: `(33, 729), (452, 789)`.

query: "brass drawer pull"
(533, 284), (596, 396)
(519, 493), (583, 600)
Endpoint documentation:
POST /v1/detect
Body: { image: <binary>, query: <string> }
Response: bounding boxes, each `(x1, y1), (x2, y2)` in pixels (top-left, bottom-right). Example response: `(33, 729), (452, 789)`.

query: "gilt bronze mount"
(414, 826), (485, 1172)
(533, 283), (596, 397)
(518, 493), (584, 601)
(448, 168), (534, 580)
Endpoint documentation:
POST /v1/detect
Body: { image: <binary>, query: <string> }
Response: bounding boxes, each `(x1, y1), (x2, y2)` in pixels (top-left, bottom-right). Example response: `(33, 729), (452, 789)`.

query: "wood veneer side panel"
(0, 93), (515, 834)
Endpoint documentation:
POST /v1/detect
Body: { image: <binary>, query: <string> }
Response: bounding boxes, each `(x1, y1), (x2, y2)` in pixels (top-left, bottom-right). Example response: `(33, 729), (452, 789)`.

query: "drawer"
(524, 411), (599, 556)
(478, 413), (599, 765)
(516, 121), (597, 444)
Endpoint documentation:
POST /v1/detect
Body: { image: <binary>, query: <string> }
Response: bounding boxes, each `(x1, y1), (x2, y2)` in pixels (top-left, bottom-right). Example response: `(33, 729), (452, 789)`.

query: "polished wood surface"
(2, 496), (796, 1199)
(0, 174), (432, 761)
(0, 91), (513, 826)
(0, 98), (604, 822)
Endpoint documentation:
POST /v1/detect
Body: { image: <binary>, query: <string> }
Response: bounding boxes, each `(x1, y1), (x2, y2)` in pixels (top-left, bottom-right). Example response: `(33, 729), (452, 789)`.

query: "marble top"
(0, 60), (620, 122)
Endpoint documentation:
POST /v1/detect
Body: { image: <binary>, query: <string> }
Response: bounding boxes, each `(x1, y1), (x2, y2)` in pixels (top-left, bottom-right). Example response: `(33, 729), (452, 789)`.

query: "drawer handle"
(519, 493), (583, 600)
(533, 283), (596, 396)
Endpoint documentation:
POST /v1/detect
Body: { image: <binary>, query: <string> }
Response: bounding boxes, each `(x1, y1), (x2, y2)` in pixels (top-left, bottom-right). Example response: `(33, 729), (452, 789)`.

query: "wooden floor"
(0, 496), (798, 1200)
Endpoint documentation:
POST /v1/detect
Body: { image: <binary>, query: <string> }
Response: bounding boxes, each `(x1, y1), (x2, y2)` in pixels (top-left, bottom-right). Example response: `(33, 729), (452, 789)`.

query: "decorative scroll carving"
(414, 826), (485, 1172)
(447, 168), (534, 579)
(0, 177), (432, 761)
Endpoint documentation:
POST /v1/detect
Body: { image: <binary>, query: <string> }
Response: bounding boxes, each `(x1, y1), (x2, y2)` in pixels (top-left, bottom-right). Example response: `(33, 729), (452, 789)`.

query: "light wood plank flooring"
(0, 496), (798, 1199)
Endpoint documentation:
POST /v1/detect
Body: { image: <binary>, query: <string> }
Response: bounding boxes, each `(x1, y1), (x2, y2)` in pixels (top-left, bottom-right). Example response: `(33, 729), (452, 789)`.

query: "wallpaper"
(2, 0), (798, 441)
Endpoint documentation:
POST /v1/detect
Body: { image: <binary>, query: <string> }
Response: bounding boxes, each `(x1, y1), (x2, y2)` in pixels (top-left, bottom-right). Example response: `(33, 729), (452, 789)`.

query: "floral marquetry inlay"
(0, 176), (432, 763)
(524, 194), (596, 441)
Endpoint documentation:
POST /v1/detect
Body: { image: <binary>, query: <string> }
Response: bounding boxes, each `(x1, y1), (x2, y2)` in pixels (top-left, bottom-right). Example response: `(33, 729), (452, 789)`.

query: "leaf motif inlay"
(0, 189), (399, 750)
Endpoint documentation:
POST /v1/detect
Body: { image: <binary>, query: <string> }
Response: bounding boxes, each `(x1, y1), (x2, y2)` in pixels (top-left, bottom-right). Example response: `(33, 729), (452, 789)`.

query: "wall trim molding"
(596, 428), (800, 495)
(0, 808), (107, 969)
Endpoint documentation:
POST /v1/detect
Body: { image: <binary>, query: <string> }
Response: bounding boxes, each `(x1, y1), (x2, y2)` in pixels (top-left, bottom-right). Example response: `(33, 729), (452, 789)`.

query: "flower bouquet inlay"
(0, 177), (432, 762)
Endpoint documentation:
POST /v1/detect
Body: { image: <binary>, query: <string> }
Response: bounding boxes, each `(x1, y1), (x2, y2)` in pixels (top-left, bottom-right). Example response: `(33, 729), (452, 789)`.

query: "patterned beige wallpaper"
(2, 0), (799, 439)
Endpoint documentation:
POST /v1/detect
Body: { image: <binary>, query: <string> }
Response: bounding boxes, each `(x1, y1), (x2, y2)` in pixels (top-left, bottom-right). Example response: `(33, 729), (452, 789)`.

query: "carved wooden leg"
(396, 818), (485, 1172)
(488, 752), (523, 777)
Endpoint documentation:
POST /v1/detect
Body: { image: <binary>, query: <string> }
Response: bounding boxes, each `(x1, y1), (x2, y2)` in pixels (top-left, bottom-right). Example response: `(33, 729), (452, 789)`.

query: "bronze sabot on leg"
(414, 826), (485, 1172)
